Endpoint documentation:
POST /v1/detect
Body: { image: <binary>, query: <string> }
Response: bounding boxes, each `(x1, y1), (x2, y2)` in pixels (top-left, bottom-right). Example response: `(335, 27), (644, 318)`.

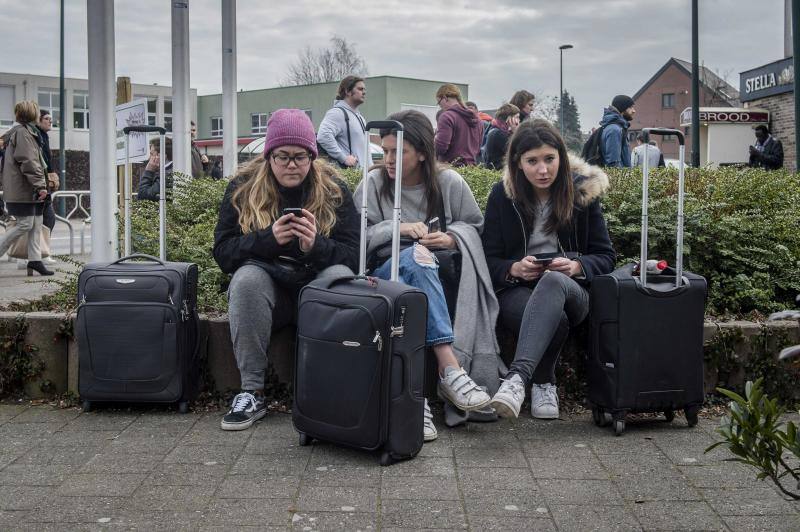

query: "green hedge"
(122, 164), (800, 317)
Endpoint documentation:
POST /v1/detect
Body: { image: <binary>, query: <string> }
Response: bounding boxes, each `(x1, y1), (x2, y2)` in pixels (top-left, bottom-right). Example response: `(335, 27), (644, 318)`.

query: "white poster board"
(115, 98), (150, 164)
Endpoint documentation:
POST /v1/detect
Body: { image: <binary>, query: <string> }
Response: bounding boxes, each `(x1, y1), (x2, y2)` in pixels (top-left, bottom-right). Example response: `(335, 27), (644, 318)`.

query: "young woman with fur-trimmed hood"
(481, 119), (615, 421)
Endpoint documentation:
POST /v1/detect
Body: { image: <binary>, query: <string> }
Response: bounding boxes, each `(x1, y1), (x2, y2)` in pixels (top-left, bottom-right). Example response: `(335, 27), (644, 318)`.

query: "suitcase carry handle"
(640, 127), (686, 289)
(359, 120), (405, 282)
(124, 127), (168, 261)
(110, 253), (166, 266)
(315, 275), (374, 290)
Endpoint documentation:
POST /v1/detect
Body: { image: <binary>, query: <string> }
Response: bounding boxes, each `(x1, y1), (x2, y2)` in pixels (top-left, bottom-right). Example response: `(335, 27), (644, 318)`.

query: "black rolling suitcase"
(293, 120), (428, 466)
(588, 128), (706, 436)
(77, 126), (200, 413)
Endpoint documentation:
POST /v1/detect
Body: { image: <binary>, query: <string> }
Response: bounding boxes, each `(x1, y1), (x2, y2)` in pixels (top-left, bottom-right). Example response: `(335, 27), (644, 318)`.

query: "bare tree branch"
(282, 36), (368, 86)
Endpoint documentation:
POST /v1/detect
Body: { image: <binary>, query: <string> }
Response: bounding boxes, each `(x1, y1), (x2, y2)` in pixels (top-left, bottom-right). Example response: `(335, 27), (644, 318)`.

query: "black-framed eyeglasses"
(271, 152), (311, 167)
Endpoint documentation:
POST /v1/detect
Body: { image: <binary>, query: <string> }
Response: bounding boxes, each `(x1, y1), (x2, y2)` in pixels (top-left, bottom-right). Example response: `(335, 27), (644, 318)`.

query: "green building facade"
(195, 76), (468, 141)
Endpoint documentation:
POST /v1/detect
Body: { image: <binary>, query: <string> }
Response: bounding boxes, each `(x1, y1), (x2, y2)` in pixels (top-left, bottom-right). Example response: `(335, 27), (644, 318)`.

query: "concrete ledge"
(0, 311), (797, 399)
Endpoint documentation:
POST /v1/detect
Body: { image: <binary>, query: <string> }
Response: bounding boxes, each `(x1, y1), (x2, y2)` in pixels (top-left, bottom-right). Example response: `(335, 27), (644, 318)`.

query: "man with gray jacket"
(316, 76), (367, 168)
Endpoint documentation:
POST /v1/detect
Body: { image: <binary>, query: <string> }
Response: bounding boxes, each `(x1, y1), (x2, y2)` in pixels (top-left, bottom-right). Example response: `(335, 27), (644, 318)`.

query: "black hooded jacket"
(482, 156), (616, 290)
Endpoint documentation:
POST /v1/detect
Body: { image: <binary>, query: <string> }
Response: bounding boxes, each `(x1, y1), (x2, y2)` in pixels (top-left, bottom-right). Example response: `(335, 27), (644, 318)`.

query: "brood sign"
(680, 108), (769, 126)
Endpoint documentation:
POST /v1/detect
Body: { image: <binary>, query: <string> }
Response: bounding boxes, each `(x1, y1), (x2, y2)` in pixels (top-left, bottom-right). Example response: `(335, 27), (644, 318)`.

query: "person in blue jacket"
(482, 119), (615, 419)
(599, 95), (635, 168)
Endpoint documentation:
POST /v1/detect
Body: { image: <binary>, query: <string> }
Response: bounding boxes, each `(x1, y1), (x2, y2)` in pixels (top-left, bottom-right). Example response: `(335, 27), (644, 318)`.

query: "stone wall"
(747, 92), (795, 171)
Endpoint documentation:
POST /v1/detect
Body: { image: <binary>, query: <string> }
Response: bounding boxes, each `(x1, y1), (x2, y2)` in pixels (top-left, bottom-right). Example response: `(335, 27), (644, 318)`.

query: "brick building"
(629, 58), (739, 159)
(740, 57), (795, 170)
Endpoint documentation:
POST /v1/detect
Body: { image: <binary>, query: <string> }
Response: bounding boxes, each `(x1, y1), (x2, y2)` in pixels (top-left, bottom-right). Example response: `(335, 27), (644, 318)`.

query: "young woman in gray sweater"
(354, 110), (490, 442)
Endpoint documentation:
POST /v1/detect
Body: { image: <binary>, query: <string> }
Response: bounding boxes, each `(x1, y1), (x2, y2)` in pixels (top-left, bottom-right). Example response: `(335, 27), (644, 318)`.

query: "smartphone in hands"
(427, 217), (440, 234)
(282, 207), (304, 218)
(531, 257), (554, 267)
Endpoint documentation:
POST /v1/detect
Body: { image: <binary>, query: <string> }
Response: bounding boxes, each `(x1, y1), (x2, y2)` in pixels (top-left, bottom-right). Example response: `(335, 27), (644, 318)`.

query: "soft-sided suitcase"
(293, 120), (428, 466)
(588, 128), (706, 436)
(77, 125), (200, 413)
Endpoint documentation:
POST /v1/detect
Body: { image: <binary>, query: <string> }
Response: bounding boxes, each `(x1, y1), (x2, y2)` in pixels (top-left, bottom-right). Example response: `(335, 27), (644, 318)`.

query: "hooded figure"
(435, 84), (483, 166)
(599, 95), (635, 168)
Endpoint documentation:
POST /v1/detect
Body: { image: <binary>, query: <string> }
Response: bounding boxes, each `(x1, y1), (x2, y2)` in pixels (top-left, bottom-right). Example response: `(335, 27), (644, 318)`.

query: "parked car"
(239, 137), (383, 163)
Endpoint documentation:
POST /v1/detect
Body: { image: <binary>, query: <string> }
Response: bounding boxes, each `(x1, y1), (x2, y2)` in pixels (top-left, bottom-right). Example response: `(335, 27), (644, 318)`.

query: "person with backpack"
(213, 109), (360, 431)
(0, 100), (53, 277)
(598, 95), (635, 168)
(482, 103), (520, 170)
(434, 84), (483, 166)
(355, 110), (498, 441)
(316, 76), (367, 169)
(482, 119), (615, 419)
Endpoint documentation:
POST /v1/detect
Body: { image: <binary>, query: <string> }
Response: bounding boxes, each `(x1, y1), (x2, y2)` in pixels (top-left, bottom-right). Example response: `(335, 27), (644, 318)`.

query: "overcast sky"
(1, 0), (785, 131)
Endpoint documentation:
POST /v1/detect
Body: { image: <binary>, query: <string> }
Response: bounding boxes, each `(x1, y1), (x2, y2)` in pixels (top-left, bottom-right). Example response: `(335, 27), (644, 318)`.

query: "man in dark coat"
(749, 125), (784, 170)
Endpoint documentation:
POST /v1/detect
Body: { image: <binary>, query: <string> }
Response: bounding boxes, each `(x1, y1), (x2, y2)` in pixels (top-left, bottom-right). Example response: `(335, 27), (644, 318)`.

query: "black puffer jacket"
(212, 166), (360, 276)
(482, 156), (616, 290)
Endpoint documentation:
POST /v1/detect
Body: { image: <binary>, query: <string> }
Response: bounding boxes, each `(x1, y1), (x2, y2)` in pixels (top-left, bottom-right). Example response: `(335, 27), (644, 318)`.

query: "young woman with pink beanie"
(213, 109), (360, 431)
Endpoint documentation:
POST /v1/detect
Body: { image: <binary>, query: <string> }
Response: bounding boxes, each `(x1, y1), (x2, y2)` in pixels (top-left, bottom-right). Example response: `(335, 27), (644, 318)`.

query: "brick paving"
(0, 403), (797, 531)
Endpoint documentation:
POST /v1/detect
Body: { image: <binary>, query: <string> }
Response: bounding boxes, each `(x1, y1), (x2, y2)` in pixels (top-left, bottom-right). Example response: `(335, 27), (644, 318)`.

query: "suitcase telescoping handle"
(123, 125), (168, 261)
(359, 120), (405, 282)
(640, 127), (685, 289)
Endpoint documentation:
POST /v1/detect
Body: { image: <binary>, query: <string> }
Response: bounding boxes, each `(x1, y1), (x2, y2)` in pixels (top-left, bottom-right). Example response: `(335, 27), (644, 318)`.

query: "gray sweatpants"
(0, 215), (43, 261)
(498, 270), (589, 385)
(228, 263), (353, 391)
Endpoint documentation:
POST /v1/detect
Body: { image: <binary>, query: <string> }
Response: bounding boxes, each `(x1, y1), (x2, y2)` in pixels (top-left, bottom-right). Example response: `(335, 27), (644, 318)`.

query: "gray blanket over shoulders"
(448, 223), (502, 395)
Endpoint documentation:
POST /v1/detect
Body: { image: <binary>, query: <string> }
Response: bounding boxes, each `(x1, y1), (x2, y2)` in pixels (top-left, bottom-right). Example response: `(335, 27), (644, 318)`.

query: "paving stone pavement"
(0, 403), (797, 531)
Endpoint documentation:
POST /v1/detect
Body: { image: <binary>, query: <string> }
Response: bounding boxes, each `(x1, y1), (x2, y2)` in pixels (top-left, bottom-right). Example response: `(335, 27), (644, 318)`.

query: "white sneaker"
(43, 256), (57, 264)
(531, 383), (559, 419)
(16, 259), (27, 270)
(438, 366), (491, 411)
(490, 374), (525, 418)
(423, 399), (437, 442)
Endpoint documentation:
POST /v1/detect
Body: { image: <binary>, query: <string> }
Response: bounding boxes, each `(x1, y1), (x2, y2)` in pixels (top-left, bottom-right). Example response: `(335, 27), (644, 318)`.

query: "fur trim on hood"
(502, 153), (610, 208)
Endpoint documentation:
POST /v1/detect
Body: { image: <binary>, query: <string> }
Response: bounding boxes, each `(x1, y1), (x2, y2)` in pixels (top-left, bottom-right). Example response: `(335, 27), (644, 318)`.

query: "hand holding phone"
(282, 207), (304, 218)
(531, 257), (553, 266)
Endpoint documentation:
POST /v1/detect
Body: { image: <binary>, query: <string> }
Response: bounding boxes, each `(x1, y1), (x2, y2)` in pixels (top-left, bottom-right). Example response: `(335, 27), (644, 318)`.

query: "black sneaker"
(221, 391), (267, 431)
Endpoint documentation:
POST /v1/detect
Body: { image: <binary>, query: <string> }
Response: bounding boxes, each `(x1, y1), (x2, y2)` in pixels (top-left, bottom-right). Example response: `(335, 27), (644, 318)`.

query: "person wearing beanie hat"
(212, 108), (360, 431)
(597, 94), (636, 167)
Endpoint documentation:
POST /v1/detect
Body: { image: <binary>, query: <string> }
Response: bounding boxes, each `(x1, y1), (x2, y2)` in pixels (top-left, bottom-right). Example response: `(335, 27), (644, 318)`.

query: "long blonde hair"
(231, 157), (343, 236)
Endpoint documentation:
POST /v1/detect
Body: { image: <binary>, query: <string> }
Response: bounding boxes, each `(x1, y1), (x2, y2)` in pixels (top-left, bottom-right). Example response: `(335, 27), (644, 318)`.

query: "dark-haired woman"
(483, 119), (615, 419)
(354, 110), (493, 442)
(213, 109), (359, 431)
(316, 75), (367, 168)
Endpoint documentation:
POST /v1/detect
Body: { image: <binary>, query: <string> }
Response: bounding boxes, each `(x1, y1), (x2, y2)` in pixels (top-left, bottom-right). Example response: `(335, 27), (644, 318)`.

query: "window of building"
(211, 116), (223, 137)
(662, 93), (675, 109)
(251, 113), (268, 134)
(146, 97), (157, 126)
(72, 91), (89, 129)
(0, 86), (14, 128)
(163, 98), (173, 132)
(37, 88), (60, 127)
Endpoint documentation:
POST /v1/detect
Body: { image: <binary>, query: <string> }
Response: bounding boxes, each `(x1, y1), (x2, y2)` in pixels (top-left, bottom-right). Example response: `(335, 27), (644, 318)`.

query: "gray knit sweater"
(353, 168), (484, 254)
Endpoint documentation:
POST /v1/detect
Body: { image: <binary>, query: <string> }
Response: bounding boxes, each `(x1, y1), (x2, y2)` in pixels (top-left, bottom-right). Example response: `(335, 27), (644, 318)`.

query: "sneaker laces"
(533, 384), (558, 408)
(230, 392), (256, 413)
(500, 376), (525, 403)
(424, 399), (434, 421)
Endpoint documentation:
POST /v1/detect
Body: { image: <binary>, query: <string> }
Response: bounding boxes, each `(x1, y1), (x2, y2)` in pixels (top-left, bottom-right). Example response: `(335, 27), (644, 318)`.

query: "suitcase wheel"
(592, 407), (613, 427)
(298, 433), (312, 447)
(379, 451), (395, 467)
(664, 410), (675, 423)
(685, 407), (699, 428)
(81, 400), (92, 412)
(178, 401), (190, 414)
(613, 419), (625, 437)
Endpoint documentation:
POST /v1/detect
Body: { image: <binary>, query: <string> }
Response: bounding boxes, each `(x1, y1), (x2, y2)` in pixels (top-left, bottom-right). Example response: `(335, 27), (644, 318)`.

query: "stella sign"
(740, 57), (794, 102)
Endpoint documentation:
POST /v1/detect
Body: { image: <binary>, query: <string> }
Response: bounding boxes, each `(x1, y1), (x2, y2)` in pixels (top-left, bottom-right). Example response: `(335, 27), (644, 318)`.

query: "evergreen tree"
(553, 90), (582, 153)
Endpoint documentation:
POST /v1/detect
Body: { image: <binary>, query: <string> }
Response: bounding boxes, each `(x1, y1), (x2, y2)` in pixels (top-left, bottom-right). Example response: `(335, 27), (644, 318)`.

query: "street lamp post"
(559, 44), (574, 138)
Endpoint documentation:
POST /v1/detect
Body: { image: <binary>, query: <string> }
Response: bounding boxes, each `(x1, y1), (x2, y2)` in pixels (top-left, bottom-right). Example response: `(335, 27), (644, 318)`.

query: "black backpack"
(317, 107), (351, 168)
(581, 124), (606, 166)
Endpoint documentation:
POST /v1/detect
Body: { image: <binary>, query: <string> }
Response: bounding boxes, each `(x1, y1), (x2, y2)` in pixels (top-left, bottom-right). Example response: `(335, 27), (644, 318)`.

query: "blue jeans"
(373, 244), (454, 346)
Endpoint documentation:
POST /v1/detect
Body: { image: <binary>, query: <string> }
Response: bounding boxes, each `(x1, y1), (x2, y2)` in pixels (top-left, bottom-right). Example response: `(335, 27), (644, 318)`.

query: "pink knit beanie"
(263, 109), (318, 158)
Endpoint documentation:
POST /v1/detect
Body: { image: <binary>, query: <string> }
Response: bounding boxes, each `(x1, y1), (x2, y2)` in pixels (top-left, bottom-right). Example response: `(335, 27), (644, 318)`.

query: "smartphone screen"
(427, 217), (440, 233)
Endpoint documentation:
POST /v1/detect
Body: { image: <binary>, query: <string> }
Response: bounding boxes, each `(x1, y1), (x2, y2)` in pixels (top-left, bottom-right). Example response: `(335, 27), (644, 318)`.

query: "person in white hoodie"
(316, 76), (367, 168)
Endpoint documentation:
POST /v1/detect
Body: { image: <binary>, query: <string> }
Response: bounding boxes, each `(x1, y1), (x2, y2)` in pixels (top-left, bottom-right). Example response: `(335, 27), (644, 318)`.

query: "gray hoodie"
(316, 101), (367, 167)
